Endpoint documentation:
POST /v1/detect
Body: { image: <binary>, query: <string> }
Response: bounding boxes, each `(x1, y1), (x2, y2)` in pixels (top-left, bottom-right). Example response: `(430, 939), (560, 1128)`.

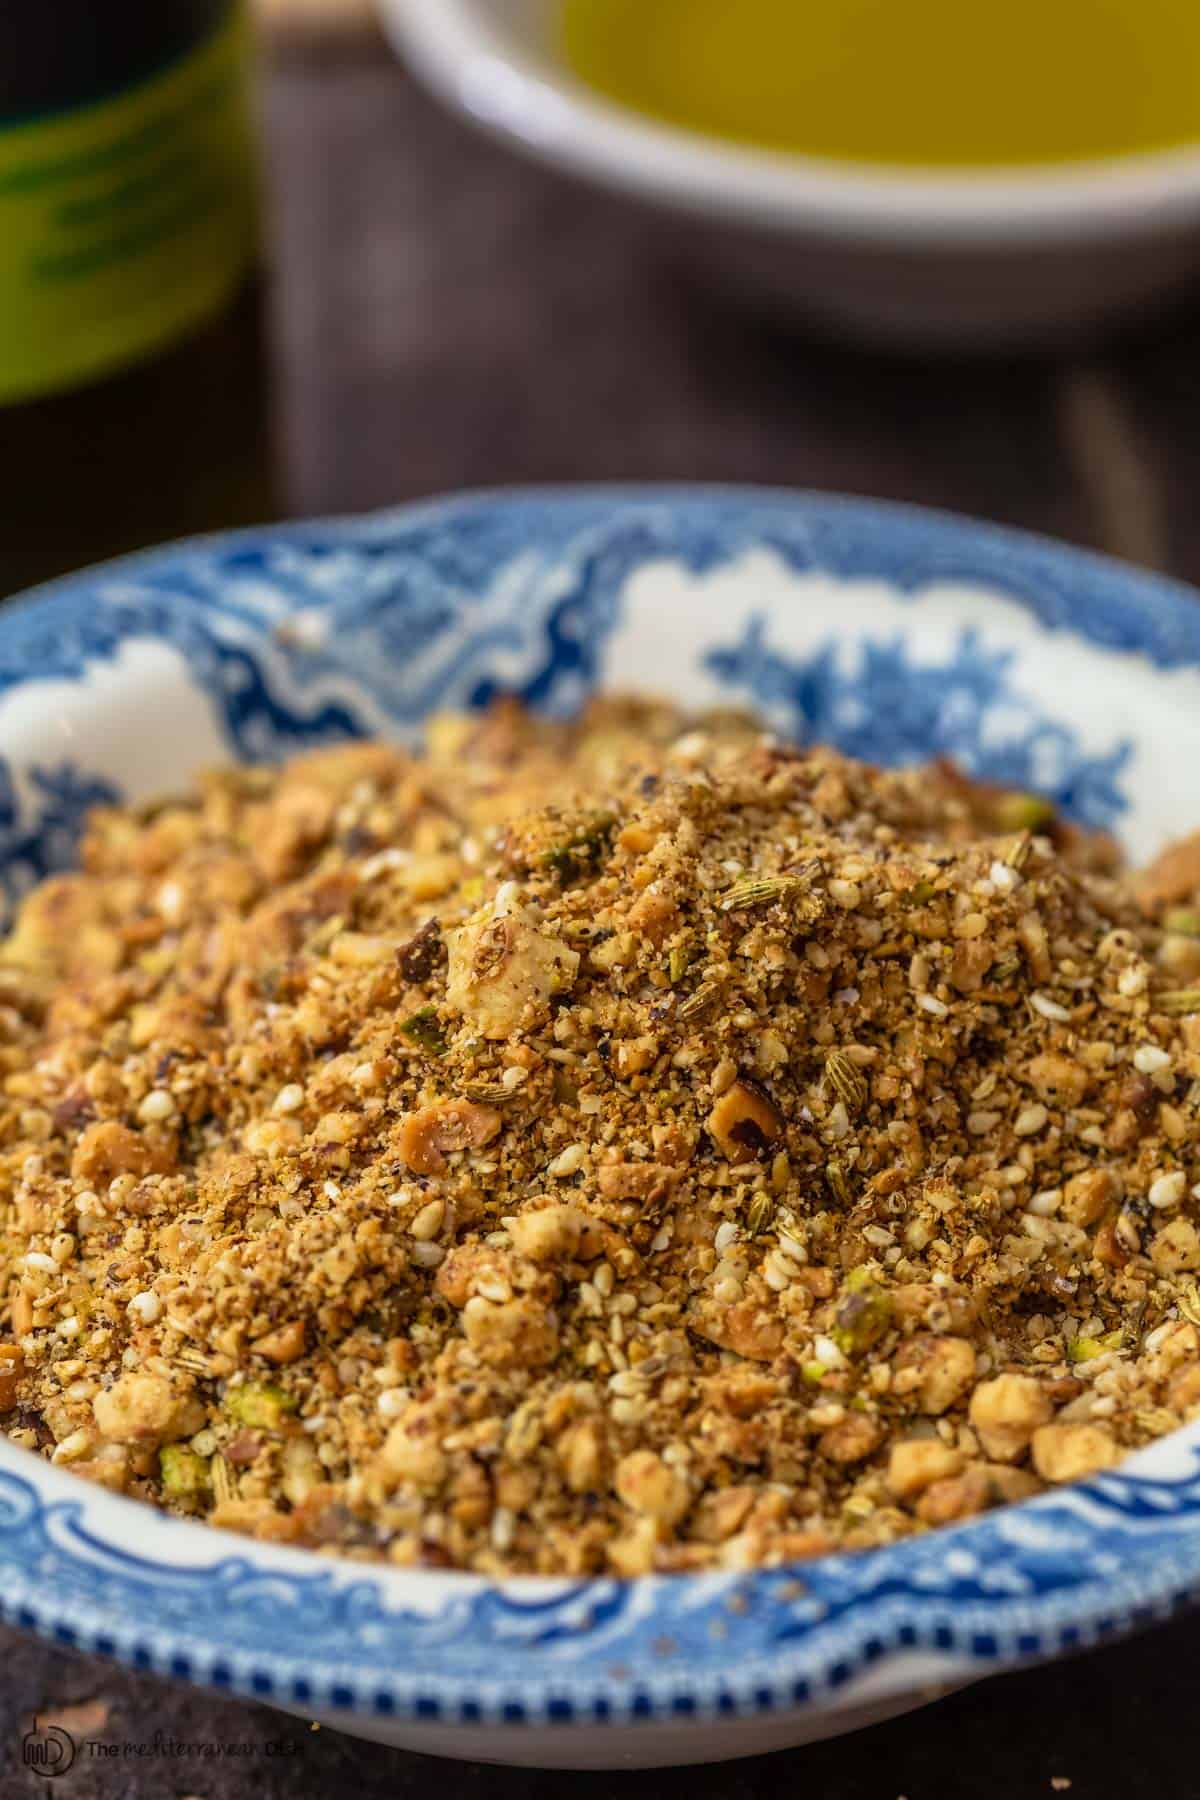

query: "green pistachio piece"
(399, 1005), (449, 1057)
(831, 1278), (893, 1357)
(159, 1444), (210, 1501)
(994, 792), (1056, 833)
(1066, 1330), (1123, 1364)
(541, 812), (617, 883)
(224, 1382), (297, 1431)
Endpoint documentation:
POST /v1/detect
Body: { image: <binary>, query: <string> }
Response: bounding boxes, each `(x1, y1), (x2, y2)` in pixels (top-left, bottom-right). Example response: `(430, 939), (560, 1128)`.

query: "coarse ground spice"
(4, 697), (1200, 1575)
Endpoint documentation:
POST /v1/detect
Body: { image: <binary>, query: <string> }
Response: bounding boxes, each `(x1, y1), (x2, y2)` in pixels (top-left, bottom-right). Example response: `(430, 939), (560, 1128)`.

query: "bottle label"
(0, 4), (257, 405)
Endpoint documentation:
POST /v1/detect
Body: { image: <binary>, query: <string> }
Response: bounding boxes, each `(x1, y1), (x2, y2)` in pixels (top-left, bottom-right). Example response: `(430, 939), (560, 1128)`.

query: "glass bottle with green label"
(0, 1), (275, 596)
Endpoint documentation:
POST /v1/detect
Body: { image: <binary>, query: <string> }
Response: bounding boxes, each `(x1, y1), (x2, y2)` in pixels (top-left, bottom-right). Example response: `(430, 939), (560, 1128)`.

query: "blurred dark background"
(263, 38), (1192, 576)
(5, 14), (1200, 596)
(265, 29), (1196, 584)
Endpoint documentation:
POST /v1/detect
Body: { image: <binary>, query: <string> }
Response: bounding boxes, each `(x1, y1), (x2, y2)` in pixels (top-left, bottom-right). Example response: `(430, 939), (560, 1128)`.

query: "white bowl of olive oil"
(383, 0), (1200, 347)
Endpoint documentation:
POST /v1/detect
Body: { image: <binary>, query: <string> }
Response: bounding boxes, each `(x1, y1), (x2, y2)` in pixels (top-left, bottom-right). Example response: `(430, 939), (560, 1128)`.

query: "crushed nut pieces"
(4, 696), (1200, 1577)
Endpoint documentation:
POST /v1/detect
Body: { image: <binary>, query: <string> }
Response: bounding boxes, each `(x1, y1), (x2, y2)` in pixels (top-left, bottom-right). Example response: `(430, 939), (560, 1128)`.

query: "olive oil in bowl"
(561, 0), (1200, 168)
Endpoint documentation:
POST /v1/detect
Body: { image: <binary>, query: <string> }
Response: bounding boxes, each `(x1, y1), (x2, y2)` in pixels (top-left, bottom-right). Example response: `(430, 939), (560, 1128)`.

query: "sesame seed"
(608, 1369), (642, 1395)
(490, 1507), (516, 1551)
(762, 1256), (793, 1292)
(409, 1199), (445, 1241)
(1030, 993), (1073, 1023)
(1014, 1103), (1049, 1137)
(827, 1099), (851, 1140)
(52, 1429), (96, 1464)
(710, 1057), (738, 1095)
(968, 1110), (1003, 1135)
(358, 848), (408, 881)
(1149, 1171), (1187, 1210)
(156, 880), (184, 921)
(274, 1084), (305, 1114)
(138, 1088), (175, 1124)
(809, 1401), (845, 1429)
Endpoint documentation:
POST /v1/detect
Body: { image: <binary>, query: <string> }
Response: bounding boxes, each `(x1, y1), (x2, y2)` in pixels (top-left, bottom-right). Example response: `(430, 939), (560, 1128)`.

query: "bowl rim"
(5, 482), (1200, 1733)
(381, 0), (1200, 247)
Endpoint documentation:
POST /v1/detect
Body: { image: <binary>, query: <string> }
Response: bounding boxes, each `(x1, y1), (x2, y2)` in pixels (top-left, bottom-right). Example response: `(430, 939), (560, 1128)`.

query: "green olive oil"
(561, 0), (1200, 168)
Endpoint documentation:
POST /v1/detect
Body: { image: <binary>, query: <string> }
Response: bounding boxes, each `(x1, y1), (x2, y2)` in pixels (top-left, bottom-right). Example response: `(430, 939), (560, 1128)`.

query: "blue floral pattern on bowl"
(2, 487), (1200, 1751)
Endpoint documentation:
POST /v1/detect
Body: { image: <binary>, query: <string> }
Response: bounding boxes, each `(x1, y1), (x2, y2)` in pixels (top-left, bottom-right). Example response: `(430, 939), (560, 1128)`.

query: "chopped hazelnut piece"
(252, 1321), (307, 1366)
(93, 1373), (199, 1447)
(614, 1450), (690, 1526)
(916, 1468), (992, 1525)
(397, 1099), (502, 1176)
(887, 1439), (965, 1500)
(707, 1080), (783, 1160)
(0, 1347), (24, 1411)
(446, 898), (579, 1038)
(1151, 1219), (1200, 1276)
(1031, 1423), (1118, 1484)
(969, 1374), (1053, 1463)
(897, 1335), (977, 1416)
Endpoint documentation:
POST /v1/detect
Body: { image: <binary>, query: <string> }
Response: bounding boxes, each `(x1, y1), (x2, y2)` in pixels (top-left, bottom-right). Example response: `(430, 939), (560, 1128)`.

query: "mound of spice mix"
(4, 697), (1200, 1575)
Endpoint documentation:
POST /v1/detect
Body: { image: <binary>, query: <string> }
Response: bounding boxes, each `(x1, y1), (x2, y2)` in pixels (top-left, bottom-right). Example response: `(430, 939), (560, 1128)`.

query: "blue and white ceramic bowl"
(5, 487), (1200, 1769)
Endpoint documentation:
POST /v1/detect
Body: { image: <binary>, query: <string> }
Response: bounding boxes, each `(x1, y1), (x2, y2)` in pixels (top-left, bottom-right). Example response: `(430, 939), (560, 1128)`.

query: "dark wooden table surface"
(5, 30), (1200, 1798)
